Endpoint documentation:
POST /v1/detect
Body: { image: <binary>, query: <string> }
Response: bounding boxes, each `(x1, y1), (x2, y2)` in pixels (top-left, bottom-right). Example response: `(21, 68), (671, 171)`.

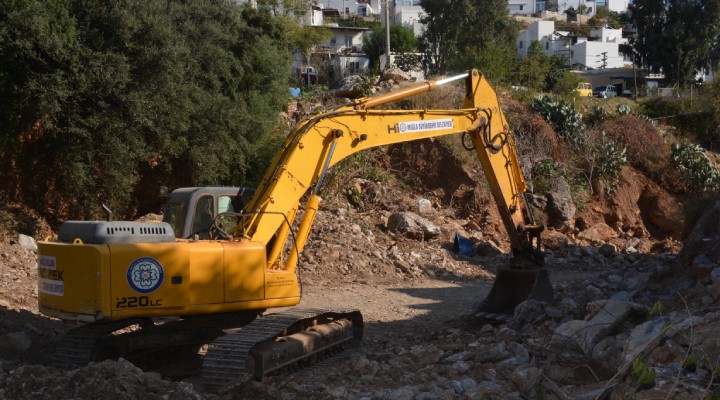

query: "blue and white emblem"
(127, 257), (164, 294)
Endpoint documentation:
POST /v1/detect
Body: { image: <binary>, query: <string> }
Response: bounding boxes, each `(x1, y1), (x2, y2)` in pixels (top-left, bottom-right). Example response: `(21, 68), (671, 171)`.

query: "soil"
(0, 98), (718, 399)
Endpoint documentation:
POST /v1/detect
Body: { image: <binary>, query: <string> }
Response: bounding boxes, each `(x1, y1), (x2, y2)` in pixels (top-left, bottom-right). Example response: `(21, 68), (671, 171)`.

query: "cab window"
(162, 201), (186, 238)
(191, 195), (214, 239)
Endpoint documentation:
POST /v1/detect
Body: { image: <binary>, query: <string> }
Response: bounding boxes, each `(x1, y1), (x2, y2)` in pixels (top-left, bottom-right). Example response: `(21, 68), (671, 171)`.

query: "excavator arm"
(237, 70), (542, 273)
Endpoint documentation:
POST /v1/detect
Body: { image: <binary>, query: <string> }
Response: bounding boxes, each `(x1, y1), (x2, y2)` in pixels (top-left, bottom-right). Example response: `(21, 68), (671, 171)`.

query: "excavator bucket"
(473, 268), (553, 321)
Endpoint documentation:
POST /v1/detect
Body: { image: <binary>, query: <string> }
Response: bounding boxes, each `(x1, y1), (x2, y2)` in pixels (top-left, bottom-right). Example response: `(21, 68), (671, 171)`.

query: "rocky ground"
(1, 177), (719, 399)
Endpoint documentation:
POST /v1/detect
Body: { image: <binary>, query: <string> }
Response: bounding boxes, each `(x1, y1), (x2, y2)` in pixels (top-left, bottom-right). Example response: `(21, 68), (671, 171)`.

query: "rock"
(475, 341), (511, 363)
(6, 331), (31, 351)
(551, 300), (645, 358)
(17, 234), (37, 253)
(577, 223), (618, 242)
(610, 291), (631, 301)
(621, 317), (670, 364)
(441, 351), (472, 364)
(546, 176), (576, 228)
(381, 68), (411, 82)
(409, 345), (444, 365)
(386, 386), (415, 400)
(476, 381), (502, 393)
(386, 212), (440, 240)
(691, 254), (718, 279)
(679, 199), (720, 268)
(711, 267), (720, 285)
(564, 380), (617, 400)
(511, 299), (546, 328)
(543, 230), (571, 250)
(599, 243), (617, 256)
(475, 240), (503, 256)
(559, 297), (578, 314)
(511, 365), (541, 394)
(452, 361), (471, 374)
(637, 187), (683, 238)
(525, 193), (547, 209)
(416, 198), (432, 215)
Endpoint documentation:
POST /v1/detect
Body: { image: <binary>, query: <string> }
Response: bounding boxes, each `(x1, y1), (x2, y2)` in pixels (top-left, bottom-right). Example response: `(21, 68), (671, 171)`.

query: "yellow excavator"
(37, 69), (551, 387)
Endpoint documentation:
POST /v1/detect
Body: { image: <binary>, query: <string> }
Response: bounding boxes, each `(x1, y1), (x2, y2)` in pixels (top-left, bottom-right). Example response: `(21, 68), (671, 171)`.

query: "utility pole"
(385, 0), (391, 70)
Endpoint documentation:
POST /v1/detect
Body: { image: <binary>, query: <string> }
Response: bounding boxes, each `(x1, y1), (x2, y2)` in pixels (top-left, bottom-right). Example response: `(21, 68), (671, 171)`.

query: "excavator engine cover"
(473, 268), (553, 321)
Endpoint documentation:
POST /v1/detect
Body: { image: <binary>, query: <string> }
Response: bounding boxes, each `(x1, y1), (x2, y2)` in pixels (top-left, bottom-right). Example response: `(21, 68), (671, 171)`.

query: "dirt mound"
(0, 359), (203, 399)
(577, 166), (684, 241)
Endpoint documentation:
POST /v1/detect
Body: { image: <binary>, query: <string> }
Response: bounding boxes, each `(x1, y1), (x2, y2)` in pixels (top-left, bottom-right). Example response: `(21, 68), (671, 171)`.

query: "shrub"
(616, 103), (631, 115)
(670, 143), (720, 192)
(602, 115), (670, 177)
(531, 95), (584, 145)
(584, 105), (612, 127)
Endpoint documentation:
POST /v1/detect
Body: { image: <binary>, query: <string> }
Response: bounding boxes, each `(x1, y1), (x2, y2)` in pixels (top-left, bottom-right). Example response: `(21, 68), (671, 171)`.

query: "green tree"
(362, 24), (418, 68)
(419, 0), (520, 80)
(630, 0), (720, 88)
(591, 8), (624, 28)
(517, 41), (551, 92)
(0, 0), (293, 222)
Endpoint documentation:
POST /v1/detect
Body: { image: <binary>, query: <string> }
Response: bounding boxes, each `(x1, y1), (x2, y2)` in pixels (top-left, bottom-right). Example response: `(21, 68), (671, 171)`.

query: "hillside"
(1, 82), (719, 399)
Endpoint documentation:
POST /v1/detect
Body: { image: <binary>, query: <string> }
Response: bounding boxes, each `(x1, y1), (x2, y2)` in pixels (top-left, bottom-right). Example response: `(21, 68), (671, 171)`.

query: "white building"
(517, 21), (572, 58)
(382, 0), (424, 37)
(553, 0), (597, 14)
(517, 20), (631, 69)
(605, 0), (629, 13)
(509, 0), (537, 15)
(324, 26), (370, 53)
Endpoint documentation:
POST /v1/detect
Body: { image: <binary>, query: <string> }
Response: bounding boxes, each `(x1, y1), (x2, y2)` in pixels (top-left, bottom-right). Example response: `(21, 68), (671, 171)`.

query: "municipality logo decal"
(127, 257), (164, 294)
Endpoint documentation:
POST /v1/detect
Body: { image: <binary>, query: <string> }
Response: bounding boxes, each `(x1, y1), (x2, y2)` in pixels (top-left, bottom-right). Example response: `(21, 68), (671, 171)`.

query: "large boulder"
(577, 222), (618, 243)
(381, 68), (411, 82)
(386, 212), (441, 240)
(546, 176), (576, 228)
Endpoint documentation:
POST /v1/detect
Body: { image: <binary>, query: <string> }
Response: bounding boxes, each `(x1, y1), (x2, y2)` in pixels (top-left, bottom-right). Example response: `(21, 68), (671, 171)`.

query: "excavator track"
(202, 307), (363, 389)
(52, 319), (143, 369)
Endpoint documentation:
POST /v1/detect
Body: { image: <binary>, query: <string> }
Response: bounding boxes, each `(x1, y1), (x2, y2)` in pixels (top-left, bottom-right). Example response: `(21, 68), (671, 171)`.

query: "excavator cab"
(162, 187), (255, 239)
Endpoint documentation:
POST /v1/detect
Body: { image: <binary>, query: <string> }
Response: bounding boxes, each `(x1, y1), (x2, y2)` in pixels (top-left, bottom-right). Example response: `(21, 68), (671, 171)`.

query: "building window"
(345, 36), (353, 47)
(330, 37), (337, 45)
(519, 41), (523, 49)
(348, 61), (360, 74)
(546, 41), (549, 50)
(520, 4), (524, 10)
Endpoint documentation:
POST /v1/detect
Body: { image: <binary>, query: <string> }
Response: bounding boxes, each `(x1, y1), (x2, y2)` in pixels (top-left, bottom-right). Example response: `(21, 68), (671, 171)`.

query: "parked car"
(593, 85), (617, 98)
(576, 82), (593, 97)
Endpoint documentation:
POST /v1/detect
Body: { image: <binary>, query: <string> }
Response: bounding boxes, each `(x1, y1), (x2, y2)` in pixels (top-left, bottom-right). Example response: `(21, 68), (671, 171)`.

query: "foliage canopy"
(630, 0), (720, 87)
(419, 0), (520, 81)
(363, 25), (418, 69)
(0, 0), (294, 222)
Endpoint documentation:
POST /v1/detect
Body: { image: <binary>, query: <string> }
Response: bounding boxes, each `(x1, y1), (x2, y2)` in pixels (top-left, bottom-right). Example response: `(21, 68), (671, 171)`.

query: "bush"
(531, 95), (584, 145)
(670, 143), (720, 192)
(584, 105), (612, 127)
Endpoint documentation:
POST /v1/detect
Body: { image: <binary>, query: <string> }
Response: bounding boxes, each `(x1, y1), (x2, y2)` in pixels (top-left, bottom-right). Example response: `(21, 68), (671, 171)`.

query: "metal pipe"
(283, 194), (320, 273)
(355, 72), (469, 110)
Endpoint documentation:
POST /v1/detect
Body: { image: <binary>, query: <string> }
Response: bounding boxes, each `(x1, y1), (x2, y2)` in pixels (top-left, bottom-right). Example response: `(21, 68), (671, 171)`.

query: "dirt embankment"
(0, 92), (718, 399)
